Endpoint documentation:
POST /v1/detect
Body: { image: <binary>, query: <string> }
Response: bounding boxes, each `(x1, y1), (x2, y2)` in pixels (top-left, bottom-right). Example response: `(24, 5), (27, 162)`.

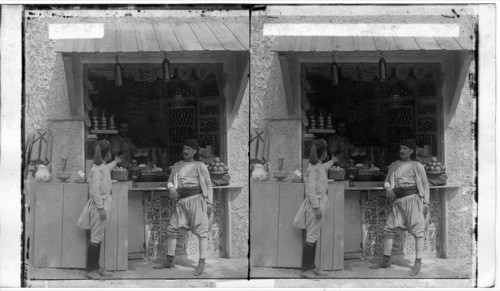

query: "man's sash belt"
(394, 186), (418, 199)
(178, 186), (203, 199)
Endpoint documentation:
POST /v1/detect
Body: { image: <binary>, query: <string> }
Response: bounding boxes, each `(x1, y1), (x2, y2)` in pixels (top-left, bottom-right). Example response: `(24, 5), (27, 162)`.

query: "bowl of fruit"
(423, 157), (446, 174)
(422, 157), (447, 186)
(205, 157), (231, 186)
(206, 157), (230, 174)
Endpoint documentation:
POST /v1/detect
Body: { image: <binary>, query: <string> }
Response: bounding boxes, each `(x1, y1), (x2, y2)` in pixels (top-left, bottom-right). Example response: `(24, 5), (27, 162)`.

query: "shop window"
(83, 62), (226, 177)
(301, 62), (443, 170)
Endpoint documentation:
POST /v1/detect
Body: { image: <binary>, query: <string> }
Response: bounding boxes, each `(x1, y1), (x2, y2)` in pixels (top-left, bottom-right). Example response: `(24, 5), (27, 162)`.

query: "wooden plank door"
(33, 183), (64, 268)
(250, 182), (279, 267)
(277, 183), (304, 267)
(61, 183), (88, 268)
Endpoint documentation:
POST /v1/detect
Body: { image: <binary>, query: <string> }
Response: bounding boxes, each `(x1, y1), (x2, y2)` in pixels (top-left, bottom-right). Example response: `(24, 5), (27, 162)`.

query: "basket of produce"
(423, 157), (447, 186)
(328, 166), (346, 181)
(111, 167), (129, 181)
(205, 157), (230, 186)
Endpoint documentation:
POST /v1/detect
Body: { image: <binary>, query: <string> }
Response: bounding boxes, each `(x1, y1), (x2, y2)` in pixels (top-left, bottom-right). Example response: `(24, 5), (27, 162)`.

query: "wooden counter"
(250, 181), (463, 269)
(26, 181), (243, 270)
(250, 181), (345, 270)
(128, 182), (243, 258)
(344, 183), (462, 259)
(27, 181), (129, 270)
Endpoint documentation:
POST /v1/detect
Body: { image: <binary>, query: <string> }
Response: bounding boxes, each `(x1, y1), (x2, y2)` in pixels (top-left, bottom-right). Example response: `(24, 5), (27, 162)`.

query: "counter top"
(129, 182), (244, 191)
(252, 180), (463, 191)
(346, 183), (463, 191)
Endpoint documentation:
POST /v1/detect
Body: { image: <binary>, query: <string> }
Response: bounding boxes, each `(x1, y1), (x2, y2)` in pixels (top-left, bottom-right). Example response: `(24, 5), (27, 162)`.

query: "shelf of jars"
(167, 106), (196, 161)
(415, 91), (439, 155)
(385, 106), (414, 163)
(196, 83), (221, 156)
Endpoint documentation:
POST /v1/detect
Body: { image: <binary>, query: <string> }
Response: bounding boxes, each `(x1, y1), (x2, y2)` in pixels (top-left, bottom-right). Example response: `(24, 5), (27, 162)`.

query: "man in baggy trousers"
(154, 139), (213, 276)
(370, 139), (430, 276)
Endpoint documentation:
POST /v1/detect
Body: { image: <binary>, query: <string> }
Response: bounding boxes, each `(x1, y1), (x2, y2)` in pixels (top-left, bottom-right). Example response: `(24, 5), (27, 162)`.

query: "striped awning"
(271, 34), (474, 52)
(55, 21), (249, 53)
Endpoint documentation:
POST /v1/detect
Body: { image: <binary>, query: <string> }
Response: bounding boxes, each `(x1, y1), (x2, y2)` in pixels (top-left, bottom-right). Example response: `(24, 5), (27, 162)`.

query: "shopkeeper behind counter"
(327, 120), (352, 167)
(110, 122), (135, 167)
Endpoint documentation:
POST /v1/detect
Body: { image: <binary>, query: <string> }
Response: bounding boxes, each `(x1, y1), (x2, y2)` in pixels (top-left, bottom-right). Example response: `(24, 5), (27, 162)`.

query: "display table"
(250, 181), (345, 271)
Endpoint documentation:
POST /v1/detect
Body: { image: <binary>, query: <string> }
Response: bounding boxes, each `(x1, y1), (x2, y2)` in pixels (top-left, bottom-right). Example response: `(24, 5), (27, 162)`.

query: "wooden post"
(221, 189), (230, 258)
(331, 181), (345, 270)
(439, 188), (448, 258)
(228, 53), (249, 128)
(115, 183), (129, 270)
(446, 51), (473, 127)
(278, 53), (300, 117)
(61, 53), (79, 116)
(439, 187), (459, 259)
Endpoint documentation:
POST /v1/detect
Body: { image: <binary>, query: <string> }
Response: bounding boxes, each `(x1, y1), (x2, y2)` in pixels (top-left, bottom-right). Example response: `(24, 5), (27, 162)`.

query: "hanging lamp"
(378, 52), (387, 82)
(331, 53), (339, 86)
(114, 55), (123, 87)
(162, 52), (172, 82)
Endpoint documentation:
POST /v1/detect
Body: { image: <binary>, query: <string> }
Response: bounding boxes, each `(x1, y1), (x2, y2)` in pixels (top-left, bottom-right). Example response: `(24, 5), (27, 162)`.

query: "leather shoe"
(153, 257), (175, 269)
(193, 260), (205, 276)
(84, 270), (100, 280)
(300, 269), (316, 278)
(97, 268), (113, 277)
(312, 267), (328, 277)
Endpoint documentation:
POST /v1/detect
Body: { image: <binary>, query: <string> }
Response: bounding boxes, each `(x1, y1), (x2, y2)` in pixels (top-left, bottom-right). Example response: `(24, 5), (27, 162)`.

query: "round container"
(57, 172), (72, 182)
(274, 170), (288, 182)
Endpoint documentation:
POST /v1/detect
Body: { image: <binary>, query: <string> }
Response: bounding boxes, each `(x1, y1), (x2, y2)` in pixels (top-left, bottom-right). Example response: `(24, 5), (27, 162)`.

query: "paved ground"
(27, 257), (247, 287)
(251, 256), (473, 280)
(249, 256), (475, 288)
(26, 255), (475, 288)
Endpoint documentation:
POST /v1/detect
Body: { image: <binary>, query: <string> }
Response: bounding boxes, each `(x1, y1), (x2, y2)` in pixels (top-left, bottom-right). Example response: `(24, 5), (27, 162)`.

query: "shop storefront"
(24, 11), (249, 271)
(250, 7), (476, 270)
